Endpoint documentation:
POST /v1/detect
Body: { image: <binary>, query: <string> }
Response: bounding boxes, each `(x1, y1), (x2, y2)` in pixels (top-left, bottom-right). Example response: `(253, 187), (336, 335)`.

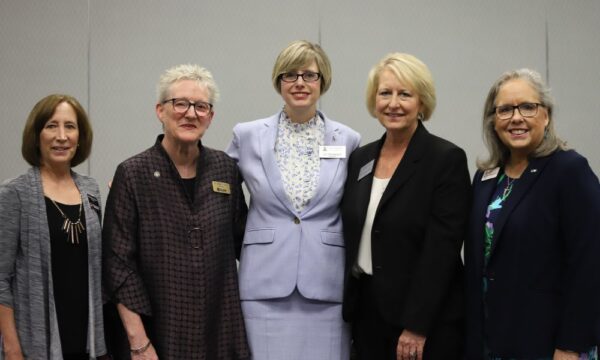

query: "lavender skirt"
(241, 289), (351, 360)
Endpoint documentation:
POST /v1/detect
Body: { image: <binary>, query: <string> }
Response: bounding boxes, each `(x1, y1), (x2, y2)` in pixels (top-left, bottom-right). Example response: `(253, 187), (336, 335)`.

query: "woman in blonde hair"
(226, 40), (360, 360)
(341, 53), (470, 360)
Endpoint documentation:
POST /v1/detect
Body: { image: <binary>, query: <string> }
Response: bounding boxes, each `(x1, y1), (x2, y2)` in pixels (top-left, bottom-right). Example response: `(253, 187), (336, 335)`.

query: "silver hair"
(156, 64), (220, 104)
(477, 68), (567, 170)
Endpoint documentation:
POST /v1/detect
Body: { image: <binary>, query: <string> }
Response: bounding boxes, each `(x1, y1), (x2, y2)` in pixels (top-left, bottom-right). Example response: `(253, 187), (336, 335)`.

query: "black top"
(45, 197), (89, 356)
(182, 177), (196, 202)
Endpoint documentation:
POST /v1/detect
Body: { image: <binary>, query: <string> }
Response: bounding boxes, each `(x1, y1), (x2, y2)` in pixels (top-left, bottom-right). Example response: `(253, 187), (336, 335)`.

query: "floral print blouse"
(275, 111), (324, 213)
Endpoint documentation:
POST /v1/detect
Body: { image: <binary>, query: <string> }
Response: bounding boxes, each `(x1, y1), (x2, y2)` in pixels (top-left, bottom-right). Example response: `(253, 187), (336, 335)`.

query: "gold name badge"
(212, 181), (231, 194)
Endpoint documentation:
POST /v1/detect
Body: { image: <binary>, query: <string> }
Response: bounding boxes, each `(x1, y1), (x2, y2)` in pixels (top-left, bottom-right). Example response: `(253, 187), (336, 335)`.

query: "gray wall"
(2, 0), (599, 204)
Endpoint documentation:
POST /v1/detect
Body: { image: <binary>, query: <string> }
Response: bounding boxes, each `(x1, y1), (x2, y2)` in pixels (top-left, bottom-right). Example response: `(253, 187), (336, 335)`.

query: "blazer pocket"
(244, 228), (275, 245)
(321, 231), (345, 247)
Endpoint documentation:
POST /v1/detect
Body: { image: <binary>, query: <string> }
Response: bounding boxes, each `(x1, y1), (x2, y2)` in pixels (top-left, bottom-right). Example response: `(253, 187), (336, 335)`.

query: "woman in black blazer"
(464, 69), (600, 359)
(341, 53), (470, 360)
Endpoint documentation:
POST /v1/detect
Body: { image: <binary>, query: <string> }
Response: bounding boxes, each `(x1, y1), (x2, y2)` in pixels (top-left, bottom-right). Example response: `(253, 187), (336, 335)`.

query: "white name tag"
(319, 145), (346, 158)
(481, 167), (500, 181)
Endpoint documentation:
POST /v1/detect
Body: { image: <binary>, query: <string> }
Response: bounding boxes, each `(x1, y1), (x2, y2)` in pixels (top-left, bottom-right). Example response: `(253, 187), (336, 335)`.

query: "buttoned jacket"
(226, 111), (360, 302)
(341, 122), (471, 337)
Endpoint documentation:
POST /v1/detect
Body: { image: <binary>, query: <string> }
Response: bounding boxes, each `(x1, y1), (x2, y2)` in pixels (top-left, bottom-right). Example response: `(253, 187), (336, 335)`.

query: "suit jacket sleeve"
(232, 161), (247, 259)
(102, 163), (153, 316)
(226, 125), (248, 259)
(225, 125), (241, 162)
(0, 182), (20, 308)
(555, 154), (600, 350)
(402, 146), (471, 335)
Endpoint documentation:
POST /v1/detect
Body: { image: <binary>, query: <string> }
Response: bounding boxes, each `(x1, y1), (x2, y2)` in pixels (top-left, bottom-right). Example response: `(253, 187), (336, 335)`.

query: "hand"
(396, 329), (426, 360)
(553, 348), (579, 360)
(131, 342), (158, 360)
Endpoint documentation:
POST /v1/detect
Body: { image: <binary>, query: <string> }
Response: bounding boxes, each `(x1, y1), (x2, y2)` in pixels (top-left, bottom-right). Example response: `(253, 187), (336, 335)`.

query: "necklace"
(502, 175), (516, 199)
(50, 198), (85, 244)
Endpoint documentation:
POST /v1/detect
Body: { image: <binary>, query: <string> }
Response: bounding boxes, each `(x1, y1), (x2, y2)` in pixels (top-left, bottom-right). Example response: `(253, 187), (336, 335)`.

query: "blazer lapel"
(350, 143), (381, 235)
(377, 123), (428, 213)
(487, 155), (553, 260)
(259, 115), (297, 215)
(303, 117), (343, 215)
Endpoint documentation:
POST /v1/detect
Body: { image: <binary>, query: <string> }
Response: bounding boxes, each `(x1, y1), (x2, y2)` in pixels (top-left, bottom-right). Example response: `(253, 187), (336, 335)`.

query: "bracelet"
(130, 340), (151, 355)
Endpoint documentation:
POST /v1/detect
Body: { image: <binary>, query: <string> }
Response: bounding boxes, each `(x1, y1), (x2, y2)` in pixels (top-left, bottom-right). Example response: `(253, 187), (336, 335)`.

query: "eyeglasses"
(494, 102), (543, 120)
(163, 98), (213, 116)
(279, 71), (321, 83)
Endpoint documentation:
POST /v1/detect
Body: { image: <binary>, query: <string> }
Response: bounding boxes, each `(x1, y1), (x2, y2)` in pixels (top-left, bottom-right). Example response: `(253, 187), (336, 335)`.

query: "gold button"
(293, 217), (300, 224)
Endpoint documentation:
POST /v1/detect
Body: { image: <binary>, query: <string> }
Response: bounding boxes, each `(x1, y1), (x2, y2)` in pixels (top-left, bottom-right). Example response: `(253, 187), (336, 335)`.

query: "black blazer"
(464, 150), (600, 358)
(342, 122), (471, 338)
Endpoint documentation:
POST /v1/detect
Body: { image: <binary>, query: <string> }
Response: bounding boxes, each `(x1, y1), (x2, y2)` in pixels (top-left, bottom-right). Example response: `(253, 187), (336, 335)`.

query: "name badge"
(481, 167), (500, 181)
(212, 181), (231, 194)
(319, 146), (346, 159)
(358, 159), (374, 181)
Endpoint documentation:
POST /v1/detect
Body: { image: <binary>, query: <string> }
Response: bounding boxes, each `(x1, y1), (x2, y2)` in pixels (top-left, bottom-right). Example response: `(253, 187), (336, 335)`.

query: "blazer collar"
(485, 154), (554, 263)
(258, 111), (343, 216)
(304, 113), (344, 216)
(377, 121), (429, 211)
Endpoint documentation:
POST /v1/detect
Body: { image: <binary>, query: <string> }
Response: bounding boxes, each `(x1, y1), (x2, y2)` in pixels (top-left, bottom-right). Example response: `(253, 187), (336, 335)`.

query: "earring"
(417, 112), (424, 121)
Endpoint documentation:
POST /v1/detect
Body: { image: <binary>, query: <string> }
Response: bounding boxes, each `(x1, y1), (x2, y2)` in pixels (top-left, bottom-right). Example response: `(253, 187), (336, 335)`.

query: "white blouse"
(356, 176), (390, 275)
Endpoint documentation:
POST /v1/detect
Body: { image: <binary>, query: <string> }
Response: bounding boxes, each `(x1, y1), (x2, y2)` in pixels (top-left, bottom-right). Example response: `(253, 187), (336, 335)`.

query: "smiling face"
(156, 79), (214, 148)
(280, 60), (321, 117)
(39, 102), (79, 170)
(374, 68), (422, 135)
(494, 78), (549, 159)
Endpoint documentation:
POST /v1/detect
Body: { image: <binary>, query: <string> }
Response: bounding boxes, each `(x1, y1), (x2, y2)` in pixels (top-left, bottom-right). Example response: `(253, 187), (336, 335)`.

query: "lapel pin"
(154, 171), (160, 178)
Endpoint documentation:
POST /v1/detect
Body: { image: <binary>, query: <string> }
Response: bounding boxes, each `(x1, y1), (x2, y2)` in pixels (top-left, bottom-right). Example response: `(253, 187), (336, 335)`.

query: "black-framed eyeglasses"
(163, 98), (213, 116)
(494, 102), (543, 120)
(279, 71), (321, 83)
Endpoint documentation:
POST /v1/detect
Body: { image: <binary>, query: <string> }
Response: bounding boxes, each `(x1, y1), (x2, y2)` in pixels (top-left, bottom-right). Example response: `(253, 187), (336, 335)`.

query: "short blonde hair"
(271, 40), (332, 95)
(156, 64), (219, 104)
(365, 53), (436, 120)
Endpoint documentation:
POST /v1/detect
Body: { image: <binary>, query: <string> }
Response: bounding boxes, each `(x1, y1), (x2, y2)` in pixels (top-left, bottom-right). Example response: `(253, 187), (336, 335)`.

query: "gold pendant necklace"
(50, 198), (85, 244)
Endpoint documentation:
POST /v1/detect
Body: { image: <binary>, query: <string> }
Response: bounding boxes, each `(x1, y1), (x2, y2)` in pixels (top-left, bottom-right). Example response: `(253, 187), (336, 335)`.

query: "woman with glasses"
(341, 53), (470, 360)
(464, 69), (600, 360)
(0, 95), (106, 359)
(103, 64), (249, 359)
(226, 40), (360, 360)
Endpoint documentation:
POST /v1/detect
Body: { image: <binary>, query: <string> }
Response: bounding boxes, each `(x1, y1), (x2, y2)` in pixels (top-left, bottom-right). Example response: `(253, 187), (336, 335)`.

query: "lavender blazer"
(226, 111), (360, 302)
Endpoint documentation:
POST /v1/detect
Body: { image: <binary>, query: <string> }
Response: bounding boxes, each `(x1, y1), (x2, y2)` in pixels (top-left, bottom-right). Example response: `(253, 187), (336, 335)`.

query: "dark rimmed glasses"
(163, 98), (213, 116)
(494, 102), (543, 120)
(279, 71), (321, 83)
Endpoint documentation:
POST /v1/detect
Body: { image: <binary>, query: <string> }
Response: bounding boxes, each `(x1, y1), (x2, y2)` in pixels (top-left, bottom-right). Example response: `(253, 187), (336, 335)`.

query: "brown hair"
(22, 94), (93, 167)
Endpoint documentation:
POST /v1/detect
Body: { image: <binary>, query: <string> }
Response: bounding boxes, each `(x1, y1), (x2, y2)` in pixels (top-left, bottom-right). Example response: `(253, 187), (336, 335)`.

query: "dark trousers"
(352, 275), (464, 360)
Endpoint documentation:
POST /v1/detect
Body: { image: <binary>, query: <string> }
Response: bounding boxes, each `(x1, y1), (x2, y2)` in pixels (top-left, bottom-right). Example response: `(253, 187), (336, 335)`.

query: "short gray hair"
(478, 68), (566, 170)
(156, 64), (219, 104)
